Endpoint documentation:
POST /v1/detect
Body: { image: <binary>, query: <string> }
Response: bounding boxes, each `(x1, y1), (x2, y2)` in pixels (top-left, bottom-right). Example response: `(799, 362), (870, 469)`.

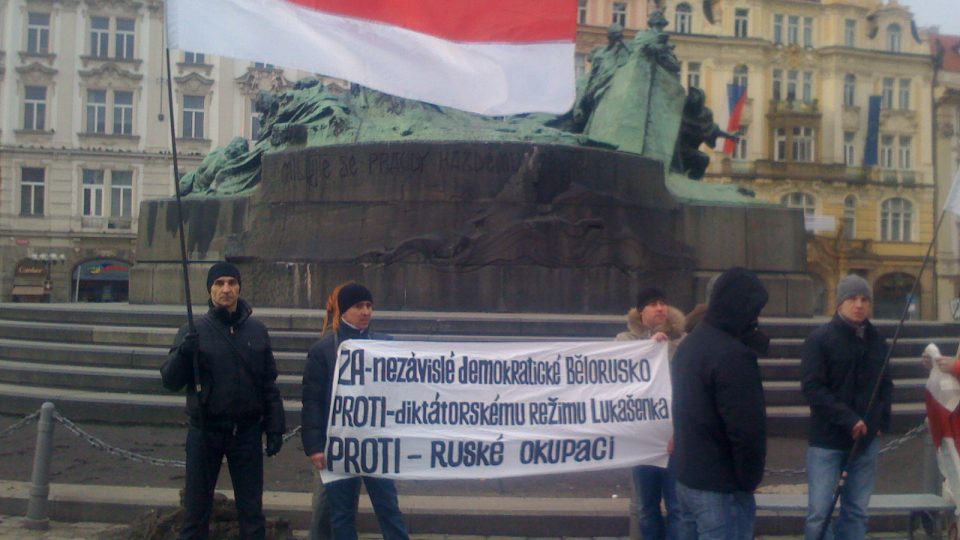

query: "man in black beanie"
(301, 282), (410, 540)
(801, 274), (892, 539)
(161, 261), (285, 539)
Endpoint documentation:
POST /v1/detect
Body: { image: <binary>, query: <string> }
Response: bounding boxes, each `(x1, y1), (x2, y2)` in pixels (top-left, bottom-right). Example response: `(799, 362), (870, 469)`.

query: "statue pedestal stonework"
(132, 141), (814, 315)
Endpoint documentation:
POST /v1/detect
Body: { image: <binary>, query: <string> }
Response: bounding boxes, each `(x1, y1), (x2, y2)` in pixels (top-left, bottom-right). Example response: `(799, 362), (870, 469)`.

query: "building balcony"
(719, 159), (924, 186)
(768, 99), (820, 116)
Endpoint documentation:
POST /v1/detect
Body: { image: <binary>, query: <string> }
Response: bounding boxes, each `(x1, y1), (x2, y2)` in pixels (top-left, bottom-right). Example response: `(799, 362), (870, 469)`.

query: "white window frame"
(803, 16), (813, 47)
(733, 65), (749, 88)
(182, 95), (205, 139)
(90, 16), (109, 58)
(23, 86), (47, 131)
(899, 136), (912, 170)
(687, 62), (701, 90)
(898, 78), (910, 111)
(844, 195), (857, 239)
(110, 171), (134, 219)
(184, 51), (205, 64)
(843, 74), (856, 107)
(612, 2), (627, 27)
(773, 69), (782, 101)
(82, 169), (105, 217)
(881, 78), (894, 110)
(734, 9), (748, 38)
(20, 167), (45, 216)
(86, 89), (107, 133)
(782, 192), (816, 217)
(787, 15), (799, 45)
(880, 135), (895, 169)
(675, 3), (692, 34)
(113, 90), (134, 135)
(773, 14), (783, 45)
(774, 128), (787, 161)
(26, 12), (50, 54)
(802, 71), (813, 103)
(844, 19), (856, 47)
(792, 126), (815, 162)
(881, 198), (912, 242)
(114, 18), (135, 60)
(887, 24), (901, 53)
(844, 132), (856, 166)
(578, 0), (587, 24)
(734, 126), (748, 160)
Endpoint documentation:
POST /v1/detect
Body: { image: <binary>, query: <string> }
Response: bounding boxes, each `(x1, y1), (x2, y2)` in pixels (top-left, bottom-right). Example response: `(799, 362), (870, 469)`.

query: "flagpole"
(816, 206), (948, 540)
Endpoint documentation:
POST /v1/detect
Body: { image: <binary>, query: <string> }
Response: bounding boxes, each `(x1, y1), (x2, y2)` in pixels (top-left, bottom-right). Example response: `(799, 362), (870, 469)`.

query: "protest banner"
(321, 339), (671, 482)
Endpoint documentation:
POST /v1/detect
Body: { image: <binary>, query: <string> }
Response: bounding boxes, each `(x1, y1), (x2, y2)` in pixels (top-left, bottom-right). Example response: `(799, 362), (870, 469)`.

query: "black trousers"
(179, 421), (265, 540)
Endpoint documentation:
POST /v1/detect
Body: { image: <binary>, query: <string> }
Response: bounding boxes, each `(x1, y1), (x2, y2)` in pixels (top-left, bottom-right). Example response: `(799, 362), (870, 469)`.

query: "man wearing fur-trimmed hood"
(616, 286), (685, 540)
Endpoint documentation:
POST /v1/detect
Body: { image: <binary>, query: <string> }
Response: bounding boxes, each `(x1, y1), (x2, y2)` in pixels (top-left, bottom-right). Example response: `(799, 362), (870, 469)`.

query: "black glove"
(179, 332), (200, 357)
(266, 433), (283, 457)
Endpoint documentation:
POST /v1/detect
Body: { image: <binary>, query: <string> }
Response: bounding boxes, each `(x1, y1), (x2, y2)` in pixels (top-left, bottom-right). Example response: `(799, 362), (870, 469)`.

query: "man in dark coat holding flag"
(161, 262), (285, 539)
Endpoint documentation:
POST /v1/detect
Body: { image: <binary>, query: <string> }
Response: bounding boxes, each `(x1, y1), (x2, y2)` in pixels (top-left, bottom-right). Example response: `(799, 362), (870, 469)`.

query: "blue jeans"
(804, 439), (879, 540)
(326, 476), (409, 540)
(633, 461), (679, 540)
(676, 482), (756, 540)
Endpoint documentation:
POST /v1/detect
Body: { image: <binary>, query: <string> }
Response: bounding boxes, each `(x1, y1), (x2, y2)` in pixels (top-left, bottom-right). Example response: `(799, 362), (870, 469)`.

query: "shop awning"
(11, 286), (46, 296)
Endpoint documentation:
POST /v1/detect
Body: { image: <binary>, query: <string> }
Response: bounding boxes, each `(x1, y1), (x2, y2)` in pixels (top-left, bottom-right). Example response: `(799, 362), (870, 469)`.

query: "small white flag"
(945, 167), (960, 215)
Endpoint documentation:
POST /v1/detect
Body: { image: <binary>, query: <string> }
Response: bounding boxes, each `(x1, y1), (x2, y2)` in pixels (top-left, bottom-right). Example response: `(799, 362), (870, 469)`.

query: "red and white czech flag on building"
(165, 0), (577, 116)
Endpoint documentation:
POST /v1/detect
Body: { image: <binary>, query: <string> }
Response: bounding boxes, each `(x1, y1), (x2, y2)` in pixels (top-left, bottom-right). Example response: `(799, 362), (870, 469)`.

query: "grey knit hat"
(836, 274), (872, 307)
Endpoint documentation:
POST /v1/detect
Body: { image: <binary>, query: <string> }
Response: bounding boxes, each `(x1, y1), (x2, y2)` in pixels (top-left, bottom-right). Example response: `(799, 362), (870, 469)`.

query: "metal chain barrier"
(0, 410), (41, 439)
(765, 421), (929, 477)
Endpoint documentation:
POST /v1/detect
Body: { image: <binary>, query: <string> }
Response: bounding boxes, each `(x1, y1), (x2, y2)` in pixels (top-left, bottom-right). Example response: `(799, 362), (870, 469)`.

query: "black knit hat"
(206, 262), (241, 291)
(337, 283), (373, 312)
(636, 287), (667, 309)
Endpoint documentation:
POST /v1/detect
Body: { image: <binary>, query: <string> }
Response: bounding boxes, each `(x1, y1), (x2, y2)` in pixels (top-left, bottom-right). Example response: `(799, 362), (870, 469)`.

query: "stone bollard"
(23, 402), (56, 530)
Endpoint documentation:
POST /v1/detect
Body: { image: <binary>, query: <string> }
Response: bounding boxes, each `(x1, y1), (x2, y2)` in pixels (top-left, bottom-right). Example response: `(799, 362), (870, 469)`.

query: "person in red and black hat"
(301, 282), (409, 540)
(161, 261), (285, 540)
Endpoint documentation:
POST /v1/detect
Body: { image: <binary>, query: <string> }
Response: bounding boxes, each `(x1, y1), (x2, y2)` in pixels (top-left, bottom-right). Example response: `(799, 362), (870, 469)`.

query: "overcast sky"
(898, 0), (960, 35)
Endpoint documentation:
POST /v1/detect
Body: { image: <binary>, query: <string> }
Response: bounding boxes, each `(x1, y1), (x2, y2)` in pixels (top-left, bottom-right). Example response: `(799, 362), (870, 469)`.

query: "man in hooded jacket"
(672, 267), (769, 539)
(161, 262), (285, 539)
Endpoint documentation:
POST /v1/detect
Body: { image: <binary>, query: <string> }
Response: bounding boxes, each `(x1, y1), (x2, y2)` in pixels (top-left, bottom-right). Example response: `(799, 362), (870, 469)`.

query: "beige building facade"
(932, 32), (960, 320)
(0, 0), (317, 302)
(577, 0), (936, 317)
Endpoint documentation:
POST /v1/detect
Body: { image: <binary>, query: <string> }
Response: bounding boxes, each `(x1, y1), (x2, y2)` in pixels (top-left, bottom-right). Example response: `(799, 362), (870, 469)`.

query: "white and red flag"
(165, 0), (577, 116)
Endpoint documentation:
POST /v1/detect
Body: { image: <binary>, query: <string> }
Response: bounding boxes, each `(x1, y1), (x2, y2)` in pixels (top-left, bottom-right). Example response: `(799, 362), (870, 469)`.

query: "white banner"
(321, 339), (672, 482)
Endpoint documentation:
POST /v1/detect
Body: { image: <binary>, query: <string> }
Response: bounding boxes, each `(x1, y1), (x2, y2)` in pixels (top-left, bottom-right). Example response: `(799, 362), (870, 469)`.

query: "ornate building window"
(250, 98), (262, 141)
(23, 86), (47, 130)
(844, 19), (856, 47)
(843, 74), (856, 107)
(773, 14), (783, 45)
(115, 18), (135, 60)
(20, 167), (45, 216)
(686, 62), (700, 89)
(781, 192), (816, 217)
(578, 0), (587, 24)
(881, 198), (912, 241)
(787, 15), (799, 46)
(113, 90), (134, 134)
(898, 136), (912, 170)
(733, 126), (748, 160)
(26, 12), (50, 54)
(880, 135), (895, 169)
(85, 89), (107, 133)
(881, 78), (894, 109)
(803, 16), (813, 47)
(612, 2), (627, 27)
(734, 8), (748, 38)
(898, 78), (910, 111)
(773, 69), (782, 101)
(82, 169), (105, 217)
(843, 195), (857, 239)
(887, 23), (901, 53)
(844, 132), (856, 166)
(774, 128), (787, 161)
(111, 171), (133, 221)
(184, 51), (206, 65)
(733, 65), (748, 88)
(90, 17), (109, 58)
(182, 95), (205, 139)
(675, 3), (692, 34)
(792, 126), (815, 162)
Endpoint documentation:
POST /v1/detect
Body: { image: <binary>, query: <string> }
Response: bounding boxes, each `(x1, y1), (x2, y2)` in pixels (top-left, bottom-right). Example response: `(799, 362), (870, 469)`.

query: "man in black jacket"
(672, 267), (769, 539)
(161, 262), (285, 540)
(801, 274), (892, 540)
(301, 282), (409, 540)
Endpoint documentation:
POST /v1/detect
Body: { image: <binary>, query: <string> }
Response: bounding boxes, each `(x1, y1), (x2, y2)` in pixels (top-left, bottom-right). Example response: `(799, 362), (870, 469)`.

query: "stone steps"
(0, 302), (953, 436)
